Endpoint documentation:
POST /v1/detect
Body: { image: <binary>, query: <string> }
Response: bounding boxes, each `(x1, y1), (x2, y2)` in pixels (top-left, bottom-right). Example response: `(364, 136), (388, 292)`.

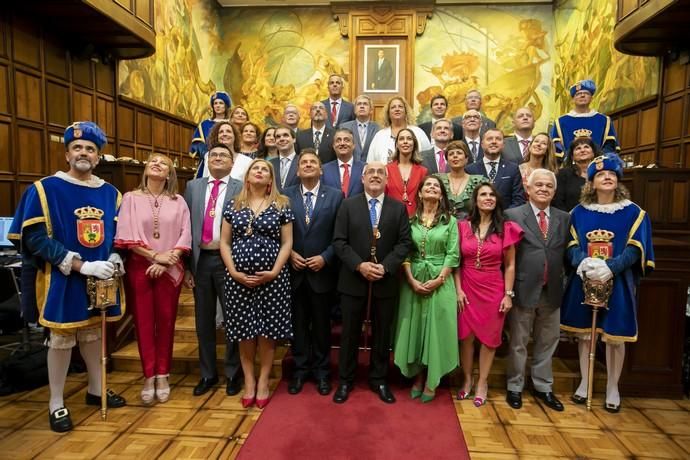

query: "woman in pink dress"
(385, 128), (428, 217)
(115, 154), (192, 405)
(454, 182), (523, 406)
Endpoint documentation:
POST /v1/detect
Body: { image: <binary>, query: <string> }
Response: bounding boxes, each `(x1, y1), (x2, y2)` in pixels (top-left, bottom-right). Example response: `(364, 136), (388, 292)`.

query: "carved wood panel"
(73, 89), (94, 122)
(136, 110), (152, 146)
(117, 105), (134, 142)
(16, 125), (44, 175)
(0, 64), (8, 115)
(11, 15), (40, 69)
(14, 70), (42, 121)
(0, 121), (10, 173)
(46, 81), (70, 126)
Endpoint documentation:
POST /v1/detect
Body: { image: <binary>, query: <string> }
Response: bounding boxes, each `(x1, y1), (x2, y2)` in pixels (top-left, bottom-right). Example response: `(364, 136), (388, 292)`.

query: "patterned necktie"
(520, 139), (530, 158)
(358, 123), (367, 146)
(201, 179), (221, 244)
(280, 157), (289, 186)
(470, 141), (478, 160)
(341, 163), (350, 197)
(369, 198), (378, 228)
(538, 210), (549, 284)
(488, 161), (498, 182)
(437, 150), (446, 172)
(331, 102), (338, 124)
(304, 191), (314, 224)
(314, 131), (321, 150)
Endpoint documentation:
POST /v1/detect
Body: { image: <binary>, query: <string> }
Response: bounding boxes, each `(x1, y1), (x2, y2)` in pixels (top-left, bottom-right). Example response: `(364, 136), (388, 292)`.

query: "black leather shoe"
(288, 376), (306, 395)
(193, 376), (219, 396)
(506, 390), (522, 409)
(316, 378), (332, 396)
(370, 384), (396, 404)
(571, 394), (587, 405)
(85, 389), (126, 408)
(49, 407), (73, 433)
(226, 377), (242, 396)
(333, 383), (352, 404)
(532, 390), (564, 412)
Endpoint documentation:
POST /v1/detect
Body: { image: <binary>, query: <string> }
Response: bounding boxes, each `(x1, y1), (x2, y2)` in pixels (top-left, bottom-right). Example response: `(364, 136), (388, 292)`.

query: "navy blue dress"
(223, 200), (294, 341)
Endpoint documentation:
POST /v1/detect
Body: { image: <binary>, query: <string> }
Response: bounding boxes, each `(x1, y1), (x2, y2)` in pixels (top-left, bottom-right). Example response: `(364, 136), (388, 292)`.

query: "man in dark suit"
(418, 94), (463, 141)
(284, 150), (343, 396)
(502, 107), (535, 164)
(420, 118), (453, 174)
(322, 128), (365, 198)
(371, 49), (394, 90)
(332, 161), (411, 404)
(184, 142), (244, 397)
(296, 102), (336, 164)
(452, 89), (496, 136)
(282, 104), (301, 135)
(465, 128), (525, 208)
(339, 95), (380, 162)
(322, 74), (355, 128)
(460, 109), (483, 163)
(270, 125), (300, 192)
(504, 169), (569, 412)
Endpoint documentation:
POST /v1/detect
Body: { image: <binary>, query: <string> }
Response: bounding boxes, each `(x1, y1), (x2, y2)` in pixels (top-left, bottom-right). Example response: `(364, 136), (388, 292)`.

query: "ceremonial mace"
(87, 268), (121, 420)
(363, 226), (379, 351)
(581, 271), (613, 411)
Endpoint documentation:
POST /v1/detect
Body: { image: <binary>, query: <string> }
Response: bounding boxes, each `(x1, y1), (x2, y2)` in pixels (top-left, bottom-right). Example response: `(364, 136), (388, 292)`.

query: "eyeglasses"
(463, 115), (481, 120)
(364, 168), (386, 176)
(209, 152), (232, 159)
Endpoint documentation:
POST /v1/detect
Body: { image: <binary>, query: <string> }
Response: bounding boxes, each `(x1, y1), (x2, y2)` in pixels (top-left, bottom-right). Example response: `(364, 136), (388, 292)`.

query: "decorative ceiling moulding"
(332, 5), (433, 37)
(216, 1), (551, 7)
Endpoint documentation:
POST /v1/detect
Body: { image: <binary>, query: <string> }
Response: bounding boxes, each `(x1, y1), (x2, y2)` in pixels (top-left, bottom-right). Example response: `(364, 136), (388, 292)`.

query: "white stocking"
(48, 348), (72, 413)
(79, 339), (102, 396)
(605, 342), (625, 407)
(574, 337), (592, 398)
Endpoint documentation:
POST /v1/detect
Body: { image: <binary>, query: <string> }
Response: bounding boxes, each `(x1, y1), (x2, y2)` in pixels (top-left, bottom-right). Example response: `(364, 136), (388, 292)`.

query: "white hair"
(527, 168), (557, 189)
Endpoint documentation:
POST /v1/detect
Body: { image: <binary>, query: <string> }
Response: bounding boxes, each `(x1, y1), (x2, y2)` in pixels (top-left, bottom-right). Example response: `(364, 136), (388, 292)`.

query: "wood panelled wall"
(0, 11), (196, 217)
(612, 55), (690, 167)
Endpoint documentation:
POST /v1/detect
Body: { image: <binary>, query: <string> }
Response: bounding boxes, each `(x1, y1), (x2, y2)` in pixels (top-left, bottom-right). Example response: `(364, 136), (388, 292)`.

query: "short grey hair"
(527, 168), (557, 189)
(432, 118), (452, 130)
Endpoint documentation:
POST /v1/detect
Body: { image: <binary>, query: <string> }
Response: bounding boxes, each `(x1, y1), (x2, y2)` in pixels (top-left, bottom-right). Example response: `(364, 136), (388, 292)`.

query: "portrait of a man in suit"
(366, 47), (397, 92)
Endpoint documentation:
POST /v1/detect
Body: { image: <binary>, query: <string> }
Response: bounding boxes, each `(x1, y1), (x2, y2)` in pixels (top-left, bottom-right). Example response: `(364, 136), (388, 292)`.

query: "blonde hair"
(233, 159), (290, 211)
(383, 96), (414, 127)
(138, 153), (179, 199)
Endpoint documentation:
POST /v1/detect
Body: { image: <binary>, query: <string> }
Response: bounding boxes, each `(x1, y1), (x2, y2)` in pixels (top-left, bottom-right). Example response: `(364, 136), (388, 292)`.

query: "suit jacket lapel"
(522, 205), (545, 244)
(349, 162), (362, 196)
(546, 209), (561, 243)
(195, 178), (209, 226)
(310, 186), (327, 225)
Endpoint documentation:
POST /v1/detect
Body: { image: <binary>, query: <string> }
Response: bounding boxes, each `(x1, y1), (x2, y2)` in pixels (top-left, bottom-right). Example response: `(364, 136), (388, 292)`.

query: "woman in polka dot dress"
(220, 159), (294, 409)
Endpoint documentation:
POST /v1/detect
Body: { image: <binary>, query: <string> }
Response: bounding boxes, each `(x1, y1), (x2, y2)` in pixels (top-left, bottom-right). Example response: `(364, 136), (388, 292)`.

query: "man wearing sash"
(9, 121), (126, 432)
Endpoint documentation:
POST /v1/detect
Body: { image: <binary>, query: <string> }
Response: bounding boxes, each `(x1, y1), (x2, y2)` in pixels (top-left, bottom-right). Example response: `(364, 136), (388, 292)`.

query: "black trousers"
(337, 293), (397, 386)
(291, 282), (333, 379)
(193, 251), (241, 380)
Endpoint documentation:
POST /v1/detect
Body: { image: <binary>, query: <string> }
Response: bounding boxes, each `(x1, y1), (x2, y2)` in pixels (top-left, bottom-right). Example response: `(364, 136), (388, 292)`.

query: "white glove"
(576, 257), (598, 279)
(80, 261), (115, 279)
(108, 253), (125, 275)
(588, 263), (613, 282)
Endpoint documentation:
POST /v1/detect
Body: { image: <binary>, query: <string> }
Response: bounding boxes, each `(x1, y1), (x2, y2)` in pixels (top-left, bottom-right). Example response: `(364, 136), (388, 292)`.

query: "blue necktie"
(369, 198), (378, 228)
(304, 191), (313, 223)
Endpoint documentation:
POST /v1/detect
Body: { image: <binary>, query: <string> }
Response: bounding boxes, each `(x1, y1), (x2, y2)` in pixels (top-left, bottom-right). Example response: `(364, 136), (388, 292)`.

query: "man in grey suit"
(452, 89), (496, 137)
(502, 107), (535, 164)
(504, 168), (569, 412)
(461, 109), (483, 163)
(184, 142), (244, 397)
(270, 125), (300, 192)
(420, 118), (452, 174)
(296, 102), (336, 164)
(322, 74), (355, 128)
(339, 95), (380, 162)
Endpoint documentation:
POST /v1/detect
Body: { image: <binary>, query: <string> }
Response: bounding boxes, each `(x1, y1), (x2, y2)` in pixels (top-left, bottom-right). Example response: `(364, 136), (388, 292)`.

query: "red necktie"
(538, 210), (548, 284)
(341, 163), (350, 197)
(520, 139), (530, 158)
(201, 179), (221, 244)
(437, 150), (446, 172)
(331, 101), (338, 124)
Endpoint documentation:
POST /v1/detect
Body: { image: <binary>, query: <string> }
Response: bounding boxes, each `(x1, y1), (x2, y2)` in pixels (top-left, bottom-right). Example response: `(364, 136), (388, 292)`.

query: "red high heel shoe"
(255, 395), (271, 409)
(241, 396), (255, 408)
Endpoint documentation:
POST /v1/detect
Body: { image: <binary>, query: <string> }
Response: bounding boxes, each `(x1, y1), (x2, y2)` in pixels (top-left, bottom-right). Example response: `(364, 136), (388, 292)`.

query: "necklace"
(449, 174), (468, 196)
(245, 197), (268, 236)
(418, 214), (435, 258)
(474, 225), (489, 268)
(207, 182), (226, 218)
(145, 189), (165, 239)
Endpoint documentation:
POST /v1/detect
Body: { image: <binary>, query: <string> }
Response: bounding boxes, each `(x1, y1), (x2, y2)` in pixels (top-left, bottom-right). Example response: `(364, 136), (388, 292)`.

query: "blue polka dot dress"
(223, 200), (295, 341)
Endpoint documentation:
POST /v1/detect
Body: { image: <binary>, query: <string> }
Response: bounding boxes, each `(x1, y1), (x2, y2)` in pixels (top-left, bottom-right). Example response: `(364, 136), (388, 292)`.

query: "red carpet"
(238, 379), (470, 460)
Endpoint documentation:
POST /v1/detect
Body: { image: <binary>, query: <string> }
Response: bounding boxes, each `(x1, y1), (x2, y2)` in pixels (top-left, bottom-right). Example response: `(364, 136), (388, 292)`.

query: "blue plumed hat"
(64, 121), (107, 150)
(570, 79), (596, 97)
(210, 91), (232, 109)
(587, 154), (624, 181)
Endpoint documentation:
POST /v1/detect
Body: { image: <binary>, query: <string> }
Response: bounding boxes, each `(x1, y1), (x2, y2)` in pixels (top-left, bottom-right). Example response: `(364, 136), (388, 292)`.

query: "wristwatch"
(505, 290), (515, 298)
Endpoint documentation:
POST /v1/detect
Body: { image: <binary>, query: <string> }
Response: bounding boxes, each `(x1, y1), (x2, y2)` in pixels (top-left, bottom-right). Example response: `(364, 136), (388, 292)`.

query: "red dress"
(457, 220), (523, 347)
(385, 162), (428, 217)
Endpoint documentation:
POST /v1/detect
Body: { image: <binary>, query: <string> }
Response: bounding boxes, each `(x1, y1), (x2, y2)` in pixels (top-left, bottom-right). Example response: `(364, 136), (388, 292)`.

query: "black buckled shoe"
(85, 389), (126, 408)
(532, 390), (564, 412)
(370, 383), (396, 404)
(193, 376), (219, 396)
(49, 407), (73, 433)
(506, 390), (522, 409)
(332, 383), (352, 404)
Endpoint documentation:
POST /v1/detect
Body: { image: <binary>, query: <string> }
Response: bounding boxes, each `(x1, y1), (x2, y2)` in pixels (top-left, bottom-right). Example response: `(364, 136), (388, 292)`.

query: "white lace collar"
(55, 170), (105, 188)
(582, 199), (632, 214)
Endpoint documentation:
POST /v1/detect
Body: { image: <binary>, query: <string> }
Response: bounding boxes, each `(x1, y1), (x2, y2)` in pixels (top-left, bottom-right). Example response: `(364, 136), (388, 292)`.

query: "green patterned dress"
(436, 173), (486, 220)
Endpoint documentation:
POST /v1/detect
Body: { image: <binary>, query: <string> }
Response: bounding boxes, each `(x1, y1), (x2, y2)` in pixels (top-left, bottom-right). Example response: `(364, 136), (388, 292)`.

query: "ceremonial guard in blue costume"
(551, 80), (619, 162)
(191, 91), (232, 178)
(560, 154), (654, 413)
(9, 122), (127, 432)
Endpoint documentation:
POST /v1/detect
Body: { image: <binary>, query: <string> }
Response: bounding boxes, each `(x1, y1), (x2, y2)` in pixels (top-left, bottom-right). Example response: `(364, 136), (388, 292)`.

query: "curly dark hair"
(207, 121), (239, 152)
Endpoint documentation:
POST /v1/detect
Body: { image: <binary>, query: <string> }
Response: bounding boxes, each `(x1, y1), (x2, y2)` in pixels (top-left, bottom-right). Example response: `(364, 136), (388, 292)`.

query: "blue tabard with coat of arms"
(551, 112), (619, 160)
(9, 175), (124, 329)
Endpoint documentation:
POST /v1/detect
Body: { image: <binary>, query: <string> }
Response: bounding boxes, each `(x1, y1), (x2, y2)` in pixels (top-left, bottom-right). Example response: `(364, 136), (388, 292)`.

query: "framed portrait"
(363, 44), (400, 93)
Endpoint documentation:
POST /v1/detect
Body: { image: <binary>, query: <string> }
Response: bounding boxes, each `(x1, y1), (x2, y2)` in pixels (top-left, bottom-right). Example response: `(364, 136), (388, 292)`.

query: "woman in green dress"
(394, 175), (459, 402)
(436, 141), (485, 220)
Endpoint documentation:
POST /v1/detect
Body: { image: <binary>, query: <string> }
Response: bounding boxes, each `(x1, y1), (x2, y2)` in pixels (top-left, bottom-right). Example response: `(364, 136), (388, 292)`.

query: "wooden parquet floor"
(0, 373), (688, 459)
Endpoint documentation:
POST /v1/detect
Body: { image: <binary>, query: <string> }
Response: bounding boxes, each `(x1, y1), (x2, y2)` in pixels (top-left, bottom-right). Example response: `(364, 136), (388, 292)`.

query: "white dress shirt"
(203, 174), (231, 247)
